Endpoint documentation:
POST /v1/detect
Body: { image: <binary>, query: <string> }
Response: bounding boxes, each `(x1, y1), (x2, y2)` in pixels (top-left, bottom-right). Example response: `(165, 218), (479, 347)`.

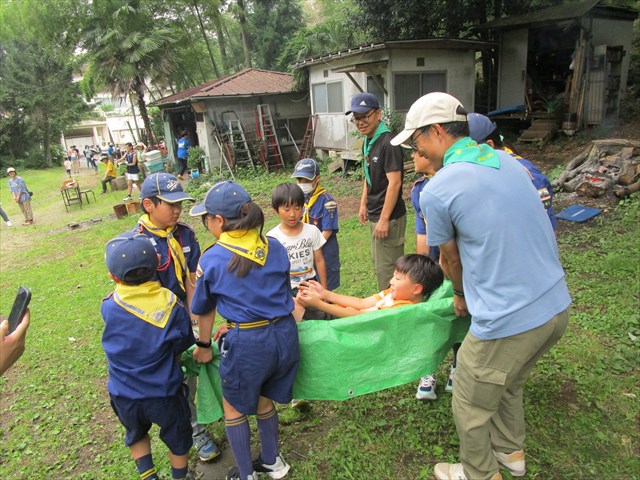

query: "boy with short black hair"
(134, 172), (220, 462)
(297, 253), (443, 318)
(291, 158), (341, 291)
(101, 232), (195, 480)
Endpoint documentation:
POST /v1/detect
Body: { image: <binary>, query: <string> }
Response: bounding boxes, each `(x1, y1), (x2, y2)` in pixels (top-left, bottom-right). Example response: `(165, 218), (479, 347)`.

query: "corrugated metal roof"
(478, 0), (637, 30)
(154, 68), (295, 106)
(292, 38), (495, 69)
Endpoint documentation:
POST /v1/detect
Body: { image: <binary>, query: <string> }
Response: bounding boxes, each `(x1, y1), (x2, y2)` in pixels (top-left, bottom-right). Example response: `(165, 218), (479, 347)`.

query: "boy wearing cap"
(134, 172), (220, 462)
(291, 158), (341, 291)
(346, 92), (406, 290)
(468, 113), (557, 232)
(7, 167), (33, 225)
(101, 232), (196, 480)
(392, 92), (570, 480)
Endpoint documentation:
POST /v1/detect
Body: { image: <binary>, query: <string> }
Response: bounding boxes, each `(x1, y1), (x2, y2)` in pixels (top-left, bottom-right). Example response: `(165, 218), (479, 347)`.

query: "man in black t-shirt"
(346, 93), (406, 290)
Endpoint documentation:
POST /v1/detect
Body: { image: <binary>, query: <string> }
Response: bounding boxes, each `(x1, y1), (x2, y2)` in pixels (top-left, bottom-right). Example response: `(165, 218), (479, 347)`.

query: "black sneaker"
(252, 454), (291, 479)
(226, 466), (258, 480)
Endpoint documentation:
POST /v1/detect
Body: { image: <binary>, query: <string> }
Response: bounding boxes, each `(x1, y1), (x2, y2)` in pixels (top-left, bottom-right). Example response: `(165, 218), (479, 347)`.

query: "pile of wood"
(553, 139), (640, 198)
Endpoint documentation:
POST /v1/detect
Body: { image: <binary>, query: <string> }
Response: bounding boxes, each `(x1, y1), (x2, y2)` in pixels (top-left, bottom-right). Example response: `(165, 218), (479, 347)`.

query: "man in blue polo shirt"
(391, 92), (571, 480)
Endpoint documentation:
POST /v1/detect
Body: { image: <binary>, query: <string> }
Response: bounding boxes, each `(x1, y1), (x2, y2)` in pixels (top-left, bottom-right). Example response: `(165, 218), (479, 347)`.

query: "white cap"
(390, 92), (468, 146)
(6, 167), (16, 173)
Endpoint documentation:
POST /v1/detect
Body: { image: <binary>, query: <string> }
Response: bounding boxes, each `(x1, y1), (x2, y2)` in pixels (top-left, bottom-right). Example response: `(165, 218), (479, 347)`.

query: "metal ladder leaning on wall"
(227, 119), (256, 170)
(255, 104), (284, 171)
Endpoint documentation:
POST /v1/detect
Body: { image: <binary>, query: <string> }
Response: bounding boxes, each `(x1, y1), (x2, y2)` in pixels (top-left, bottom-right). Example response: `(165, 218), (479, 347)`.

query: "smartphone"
(7, 286), (31, 334)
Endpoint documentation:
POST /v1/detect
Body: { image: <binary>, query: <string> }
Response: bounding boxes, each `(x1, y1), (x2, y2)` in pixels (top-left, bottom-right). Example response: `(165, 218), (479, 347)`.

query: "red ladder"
(298, 114), (318, 160)
(255, 104), (284, 171)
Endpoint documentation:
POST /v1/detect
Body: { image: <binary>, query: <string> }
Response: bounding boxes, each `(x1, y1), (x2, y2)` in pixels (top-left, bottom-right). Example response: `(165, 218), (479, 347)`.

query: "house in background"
(291, 38), (494, 156)
(478, 0), (638, 129)
(153, 68), (311, 172)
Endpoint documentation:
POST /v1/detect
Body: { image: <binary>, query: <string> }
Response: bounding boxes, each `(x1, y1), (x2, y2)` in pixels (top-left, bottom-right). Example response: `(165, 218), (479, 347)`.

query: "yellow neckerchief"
(216, 229), (269, 266)
(114, 281), (176, 328)
(302, 184), (326, 223)
(138, 214), (189, 293)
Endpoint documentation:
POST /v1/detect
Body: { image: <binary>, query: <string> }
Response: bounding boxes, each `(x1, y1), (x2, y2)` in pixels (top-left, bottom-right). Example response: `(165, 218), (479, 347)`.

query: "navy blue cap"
(105, 232), (159, 280)
(291, 158), (320, 180)
(140, 173), (194, 203)
(468, 113), (498, 143)
(345, 93), (381, 115)
(190, 181), (251, 219)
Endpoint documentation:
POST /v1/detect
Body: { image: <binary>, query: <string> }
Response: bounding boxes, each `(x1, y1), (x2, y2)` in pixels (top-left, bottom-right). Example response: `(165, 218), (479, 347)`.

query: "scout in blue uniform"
(407, 149), (458, 401)
(468, 113), (558, 232)
(190, 181), (299, 480)
(135, 172), (220, 462)
(101, 232), (195, 480)
(291, 158), (341, 291)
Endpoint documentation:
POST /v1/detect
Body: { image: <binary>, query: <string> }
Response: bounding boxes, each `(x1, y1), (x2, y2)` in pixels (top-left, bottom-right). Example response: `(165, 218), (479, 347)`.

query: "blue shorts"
(219, 315), (300, 415)
(109, 387), (192, 455)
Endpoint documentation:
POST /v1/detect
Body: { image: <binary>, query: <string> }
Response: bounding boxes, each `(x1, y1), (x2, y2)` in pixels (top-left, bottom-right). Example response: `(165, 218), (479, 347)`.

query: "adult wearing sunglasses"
(391, 92), (570, 480)
(346, 93), (406, 290)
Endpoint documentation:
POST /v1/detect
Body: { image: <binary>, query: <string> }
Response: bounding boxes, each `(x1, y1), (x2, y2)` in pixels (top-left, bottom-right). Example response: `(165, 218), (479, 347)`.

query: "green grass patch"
(1, 165), (638, 479)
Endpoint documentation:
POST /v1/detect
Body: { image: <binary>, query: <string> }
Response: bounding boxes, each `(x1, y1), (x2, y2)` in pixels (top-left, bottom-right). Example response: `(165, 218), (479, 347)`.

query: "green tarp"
(182, 281), (470, 421)
(292, 280), (470, 400)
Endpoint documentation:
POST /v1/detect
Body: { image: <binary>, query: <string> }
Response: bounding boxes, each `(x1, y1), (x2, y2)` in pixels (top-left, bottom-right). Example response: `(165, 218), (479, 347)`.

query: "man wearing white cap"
(391, 92), (571, 480)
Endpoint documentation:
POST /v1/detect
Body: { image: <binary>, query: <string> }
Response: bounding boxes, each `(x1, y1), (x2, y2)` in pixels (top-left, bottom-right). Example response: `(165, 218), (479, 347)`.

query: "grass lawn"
(0, 161), (638, 479)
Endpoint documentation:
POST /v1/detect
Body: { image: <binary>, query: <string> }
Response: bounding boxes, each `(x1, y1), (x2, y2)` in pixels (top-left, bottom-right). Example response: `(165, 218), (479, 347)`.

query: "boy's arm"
(297, 288), (362, 318)
(185, 271), (196, 320)
(313, 248), (328, 289)
(193, 308), (215, 363)
(416, 234), (429, 255)
(321, 230), (332, 240)
(299, 280), (378, 310)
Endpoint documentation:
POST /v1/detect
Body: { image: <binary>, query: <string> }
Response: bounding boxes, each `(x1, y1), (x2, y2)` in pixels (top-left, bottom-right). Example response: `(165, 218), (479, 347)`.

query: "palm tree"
(83, 0), (178, 145)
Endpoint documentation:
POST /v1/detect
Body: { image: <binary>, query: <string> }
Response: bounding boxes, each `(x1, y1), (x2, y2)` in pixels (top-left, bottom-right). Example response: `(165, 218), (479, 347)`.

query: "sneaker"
(445, 366), (456, 393)
(253, 453), (291, 479)
(434, 462), (502, 480)
(5, 221), (11, 227)
(416, 374), (437, 400)
(123, 195), (132, 201)
(193, 431), (220, 462)
(291, 399), (307, 409)
(100, 191), (108, 194)
(226, 466), (258, 480)
(493, 449), (526, 477)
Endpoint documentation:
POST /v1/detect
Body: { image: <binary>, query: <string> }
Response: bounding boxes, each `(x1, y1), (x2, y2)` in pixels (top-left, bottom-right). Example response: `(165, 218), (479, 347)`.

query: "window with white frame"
(366, 75), (386, 107)
(394, 72), (446, 111)
(312, 81), (343, 113)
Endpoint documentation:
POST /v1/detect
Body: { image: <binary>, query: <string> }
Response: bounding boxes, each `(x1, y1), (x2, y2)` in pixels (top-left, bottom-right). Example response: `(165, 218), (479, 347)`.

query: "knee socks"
(135, 454), (159, 480)
(257, 408), (279, 465)
(171, 466), (189, 479)
(225, 415), (253, 477)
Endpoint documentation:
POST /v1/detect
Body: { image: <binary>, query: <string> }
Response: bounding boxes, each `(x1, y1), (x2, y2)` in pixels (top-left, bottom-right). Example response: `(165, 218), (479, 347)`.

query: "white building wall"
(497, 29), (529, 110)
(586, 17), (635, 92)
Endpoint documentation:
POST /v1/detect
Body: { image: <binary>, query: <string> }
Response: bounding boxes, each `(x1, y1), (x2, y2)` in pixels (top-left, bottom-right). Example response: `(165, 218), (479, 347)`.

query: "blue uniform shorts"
(219, 315), (300, 415)
(109, 387), (192, 455)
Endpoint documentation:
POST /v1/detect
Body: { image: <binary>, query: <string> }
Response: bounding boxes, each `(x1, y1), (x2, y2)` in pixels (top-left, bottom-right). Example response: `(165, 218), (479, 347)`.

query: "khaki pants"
(452, 308), (569, 479)
(19, 200), (33, 222)
(369, 214), (406, 290)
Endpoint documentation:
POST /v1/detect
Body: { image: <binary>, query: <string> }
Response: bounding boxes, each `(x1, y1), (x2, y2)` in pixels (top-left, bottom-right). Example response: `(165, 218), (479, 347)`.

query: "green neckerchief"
(443, 137), (501, 169)
(362, 121), (391, 186)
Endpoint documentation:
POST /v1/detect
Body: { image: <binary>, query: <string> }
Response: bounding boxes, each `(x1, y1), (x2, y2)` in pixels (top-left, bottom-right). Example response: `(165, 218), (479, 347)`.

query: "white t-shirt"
(267, 222), (326, 288)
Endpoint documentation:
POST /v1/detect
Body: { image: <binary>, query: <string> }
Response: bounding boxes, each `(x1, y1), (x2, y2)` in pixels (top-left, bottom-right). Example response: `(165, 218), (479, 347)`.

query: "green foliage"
(186, 145), (207, 170)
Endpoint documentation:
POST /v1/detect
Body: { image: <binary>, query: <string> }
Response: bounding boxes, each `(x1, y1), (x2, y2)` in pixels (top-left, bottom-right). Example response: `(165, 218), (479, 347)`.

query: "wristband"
(195, 340), (212, 348)
(453, 288), (465, 298)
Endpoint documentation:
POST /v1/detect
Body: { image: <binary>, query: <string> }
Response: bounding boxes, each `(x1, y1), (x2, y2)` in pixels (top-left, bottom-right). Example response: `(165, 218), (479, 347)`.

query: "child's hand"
(193, 346), (213, 363)
(213, 323), (228, 342)
(299, 280), (326, 300)
(297, 287), (322, 308)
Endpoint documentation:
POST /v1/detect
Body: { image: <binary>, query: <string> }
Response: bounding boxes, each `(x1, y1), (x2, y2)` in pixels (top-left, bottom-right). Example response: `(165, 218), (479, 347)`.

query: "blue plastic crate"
(145, 160), (164, 173)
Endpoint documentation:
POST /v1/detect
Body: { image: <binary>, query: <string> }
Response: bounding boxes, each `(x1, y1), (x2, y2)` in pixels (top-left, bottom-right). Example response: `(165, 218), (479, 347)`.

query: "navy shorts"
(219, 315), (300, 415)
(109, 387), (192, 455)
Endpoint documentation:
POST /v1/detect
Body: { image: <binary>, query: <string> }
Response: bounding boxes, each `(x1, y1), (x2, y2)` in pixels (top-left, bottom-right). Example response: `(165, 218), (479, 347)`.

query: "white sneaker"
(5, 221), (12, 227)
(123, 195), (132, 201)
(445, 366), (456, 393)
(435, 463), (503, 480)
(416, 374), (437, 400)
(253, 453), (291, 479)
(493, 449), (526, 477)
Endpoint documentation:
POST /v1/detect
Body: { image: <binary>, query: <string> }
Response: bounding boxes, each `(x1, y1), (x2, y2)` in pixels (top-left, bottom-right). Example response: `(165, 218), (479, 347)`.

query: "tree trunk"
(133, 80), (153, 146)
(212, 7), (229, 74)
(192, 0), (221, 78)
(43, 118), (52, 168)
(236, 0), (252, 68)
